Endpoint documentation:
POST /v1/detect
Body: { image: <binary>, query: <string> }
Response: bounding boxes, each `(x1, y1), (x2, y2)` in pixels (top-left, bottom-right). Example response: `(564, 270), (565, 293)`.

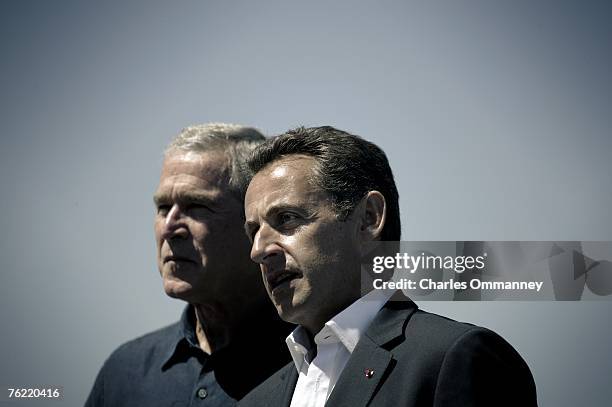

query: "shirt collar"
(161, 304), (200, 368)
(286, 289), (395, 372)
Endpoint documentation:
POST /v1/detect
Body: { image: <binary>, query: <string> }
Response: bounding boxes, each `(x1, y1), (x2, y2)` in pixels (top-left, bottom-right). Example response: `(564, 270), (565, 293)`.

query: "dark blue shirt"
(85, 304), (291, 407)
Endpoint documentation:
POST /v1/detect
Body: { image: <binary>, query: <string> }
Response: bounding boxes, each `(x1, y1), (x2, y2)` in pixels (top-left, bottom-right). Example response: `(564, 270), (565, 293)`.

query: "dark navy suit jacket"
(239, 299), (537, 407)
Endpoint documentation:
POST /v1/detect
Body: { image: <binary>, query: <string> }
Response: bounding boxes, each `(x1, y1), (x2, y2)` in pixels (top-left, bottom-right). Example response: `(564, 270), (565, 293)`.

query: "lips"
(163, 255), (195, 264)
(266, 269), (301, 291)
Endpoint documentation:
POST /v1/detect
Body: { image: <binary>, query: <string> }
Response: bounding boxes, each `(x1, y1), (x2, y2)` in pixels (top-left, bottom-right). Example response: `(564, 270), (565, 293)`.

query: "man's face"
(154, 150), (259, 305)
(244, 155), (362, 332)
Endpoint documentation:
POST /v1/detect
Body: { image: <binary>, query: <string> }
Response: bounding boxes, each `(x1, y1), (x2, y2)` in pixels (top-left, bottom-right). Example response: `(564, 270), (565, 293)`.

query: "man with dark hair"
(240, 126), (537, 406)
(85, 123), (291, 407)
(247, 126), (401, 241)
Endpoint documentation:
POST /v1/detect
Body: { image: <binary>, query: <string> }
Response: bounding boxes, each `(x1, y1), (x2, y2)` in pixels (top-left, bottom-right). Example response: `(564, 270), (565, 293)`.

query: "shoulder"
(372, 303), (484, 359)
(401, 309), (524, 362)
(101, 321), (181, 373)
(85, 322), (182, 407)
(391, 308), (525, 365)
(238, 362), (294, 407)
(398, 309), (537, 405)
(406, 309), (478, 339)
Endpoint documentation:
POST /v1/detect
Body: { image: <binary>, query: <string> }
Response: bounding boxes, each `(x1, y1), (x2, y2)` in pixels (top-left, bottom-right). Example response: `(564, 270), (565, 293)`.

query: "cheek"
(283, 221), (356, 271)
(221, 217), (248, 236)
(211, 219), (253, 253)
(327, 222), (357, 251)
(201, 217), (236, 235)
(310, 226), (352, 258)
(153, 222), (165, 247)
(305, 229), (358, 279)
(191, 221), (241, 256)
(190, 226), (210, 250)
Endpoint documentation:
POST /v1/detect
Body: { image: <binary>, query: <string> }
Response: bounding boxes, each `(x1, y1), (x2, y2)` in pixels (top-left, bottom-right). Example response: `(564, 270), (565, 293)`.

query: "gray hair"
(166, 123), (266, 199)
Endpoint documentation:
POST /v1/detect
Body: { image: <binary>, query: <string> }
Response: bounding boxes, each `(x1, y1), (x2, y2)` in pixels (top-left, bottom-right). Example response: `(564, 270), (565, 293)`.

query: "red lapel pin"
(364, 368), (375, 379)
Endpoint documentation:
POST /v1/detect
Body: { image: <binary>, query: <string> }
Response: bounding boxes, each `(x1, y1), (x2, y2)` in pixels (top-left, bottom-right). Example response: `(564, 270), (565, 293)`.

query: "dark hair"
(247, 126), (401, 241)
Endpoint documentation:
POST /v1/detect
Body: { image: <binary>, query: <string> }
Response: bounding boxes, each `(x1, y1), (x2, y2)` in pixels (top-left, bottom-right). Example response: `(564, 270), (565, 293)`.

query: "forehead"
(156, 150), (231, 195)
(245, 155), (326, 212)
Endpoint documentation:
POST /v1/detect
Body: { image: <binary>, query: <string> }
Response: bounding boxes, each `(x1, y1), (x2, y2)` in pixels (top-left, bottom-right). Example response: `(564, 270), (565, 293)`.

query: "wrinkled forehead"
(154, 150), (236, 204)
(158, 151), (232, 191)
(161, 150), (230, 177)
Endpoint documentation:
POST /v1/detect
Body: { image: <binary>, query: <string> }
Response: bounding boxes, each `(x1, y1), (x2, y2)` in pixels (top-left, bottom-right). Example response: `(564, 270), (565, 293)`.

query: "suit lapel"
(325, 298), (418, 407)
(325, 334), (392, 407)
(256, 363), (298, 407)
(279, 367), (299, 407)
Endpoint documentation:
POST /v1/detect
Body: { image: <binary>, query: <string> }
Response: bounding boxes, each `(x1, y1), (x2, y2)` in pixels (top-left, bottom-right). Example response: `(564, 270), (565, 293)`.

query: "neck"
(302, 291), (363, 336)
(193, 304), (229, 354)
(192, 298), (267, 354)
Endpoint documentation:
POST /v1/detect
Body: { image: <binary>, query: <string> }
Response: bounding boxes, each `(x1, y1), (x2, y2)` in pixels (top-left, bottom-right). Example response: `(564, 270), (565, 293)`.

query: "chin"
(163, 280), (193, 301)
(276, 310), (297, 325)
(275, 299), (309, 326)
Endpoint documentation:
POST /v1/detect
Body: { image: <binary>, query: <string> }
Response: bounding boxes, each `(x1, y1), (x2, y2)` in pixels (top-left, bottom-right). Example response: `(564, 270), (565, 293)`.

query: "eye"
(186, 202), (214, 213)
(278, 212), (300, 225)
(156, 205), (171, 216)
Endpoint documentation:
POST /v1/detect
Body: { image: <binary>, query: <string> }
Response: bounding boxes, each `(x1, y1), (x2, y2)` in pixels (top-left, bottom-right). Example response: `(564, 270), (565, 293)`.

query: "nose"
(250, 223), (283, 265)
(161, 204), (188, 240)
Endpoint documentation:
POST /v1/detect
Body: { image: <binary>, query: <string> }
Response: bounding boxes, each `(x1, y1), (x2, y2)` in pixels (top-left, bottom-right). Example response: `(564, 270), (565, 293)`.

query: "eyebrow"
(153, 191), (218, 206)
(243, 203), (315, 238)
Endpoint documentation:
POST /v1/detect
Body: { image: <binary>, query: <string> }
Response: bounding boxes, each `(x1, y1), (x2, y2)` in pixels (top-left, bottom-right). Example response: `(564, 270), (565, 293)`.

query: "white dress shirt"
(286, 289), (395, 407)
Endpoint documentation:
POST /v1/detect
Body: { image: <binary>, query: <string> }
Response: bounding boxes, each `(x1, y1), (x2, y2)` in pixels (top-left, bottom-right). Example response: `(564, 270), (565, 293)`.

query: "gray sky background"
(1, 1), (611, 406)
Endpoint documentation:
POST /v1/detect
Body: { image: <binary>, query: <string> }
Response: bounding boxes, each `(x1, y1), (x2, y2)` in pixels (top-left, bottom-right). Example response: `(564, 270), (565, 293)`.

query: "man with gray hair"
(85, 123), (291, 407)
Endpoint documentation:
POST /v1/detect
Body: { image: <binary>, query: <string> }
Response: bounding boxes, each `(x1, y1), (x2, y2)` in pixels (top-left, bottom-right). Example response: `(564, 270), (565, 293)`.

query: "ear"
(357, 191), (387, 242)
